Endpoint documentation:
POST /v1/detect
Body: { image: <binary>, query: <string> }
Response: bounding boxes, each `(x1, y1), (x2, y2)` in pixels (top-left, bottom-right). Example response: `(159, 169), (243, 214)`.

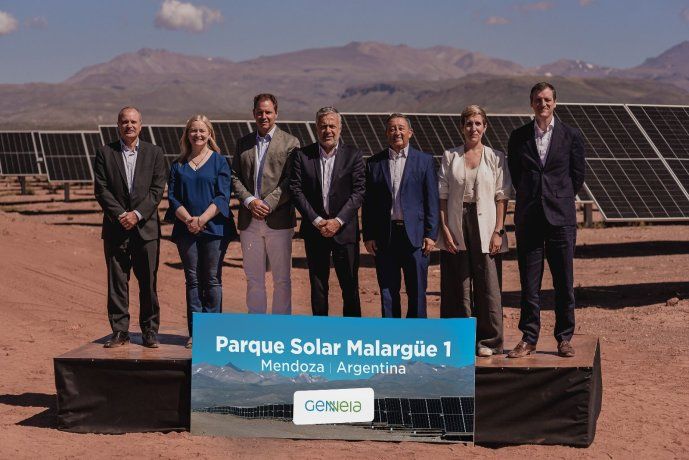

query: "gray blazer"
(231, 126), (300, 230)
(94, 140), (168, 242)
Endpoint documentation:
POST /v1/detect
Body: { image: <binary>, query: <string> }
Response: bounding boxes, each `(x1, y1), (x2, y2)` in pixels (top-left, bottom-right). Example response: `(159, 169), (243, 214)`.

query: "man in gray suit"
(232, 94), (300, 314)
(94, 106), (168, 348)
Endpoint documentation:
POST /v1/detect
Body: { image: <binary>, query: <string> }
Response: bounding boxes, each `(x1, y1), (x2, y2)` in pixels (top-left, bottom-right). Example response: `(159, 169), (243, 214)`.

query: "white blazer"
(437, 145), (512, 254)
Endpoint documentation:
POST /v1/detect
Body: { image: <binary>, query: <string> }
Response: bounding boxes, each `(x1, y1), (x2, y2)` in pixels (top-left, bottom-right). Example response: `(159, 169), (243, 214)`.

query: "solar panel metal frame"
(556, 103), (689, 222)
(0, 130), (42, 177)
(37, 130), (94, 183)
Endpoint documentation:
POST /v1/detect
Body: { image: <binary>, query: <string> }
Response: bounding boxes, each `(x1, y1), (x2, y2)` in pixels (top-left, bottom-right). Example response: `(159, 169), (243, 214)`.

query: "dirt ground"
(1, 182), (688, 459)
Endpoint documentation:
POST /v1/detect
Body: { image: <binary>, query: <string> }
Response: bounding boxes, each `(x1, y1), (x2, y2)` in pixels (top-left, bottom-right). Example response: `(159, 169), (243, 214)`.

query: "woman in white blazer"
(438, 105), (512, 357)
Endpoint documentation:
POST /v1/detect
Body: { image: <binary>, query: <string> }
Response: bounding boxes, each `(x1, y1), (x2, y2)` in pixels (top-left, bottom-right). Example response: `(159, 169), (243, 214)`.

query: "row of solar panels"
(1, 104), (689, 222)
(196, 396), (474, 434)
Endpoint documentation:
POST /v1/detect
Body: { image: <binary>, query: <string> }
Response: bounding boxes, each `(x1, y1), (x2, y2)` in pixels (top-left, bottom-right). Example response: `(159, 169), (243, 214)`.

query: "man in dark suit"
(362, 113), (439, 318)
(94, 106), (167, 348)
(291, 107), (365, 316)
(507, 82), (586, 358)
(232, 94), (300, 314)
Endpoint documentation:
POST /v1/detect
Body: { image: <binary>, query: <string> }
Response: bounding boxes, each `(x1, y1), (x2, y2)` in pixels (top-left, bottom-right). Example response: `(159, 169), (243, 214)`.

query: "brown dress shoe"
(507, 341), (536, 358)
(142, 330), (159, 348)
(104, 331), (129, 348)
(557, 340), (575, 357)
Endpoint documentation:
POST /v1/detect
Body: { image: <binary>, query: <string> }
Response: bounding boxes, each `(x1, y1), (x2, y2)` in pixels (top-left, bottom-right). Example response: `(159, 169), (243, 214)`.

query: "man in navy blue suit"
(507, 82), (586, 358)
(362, 113), (439, 318)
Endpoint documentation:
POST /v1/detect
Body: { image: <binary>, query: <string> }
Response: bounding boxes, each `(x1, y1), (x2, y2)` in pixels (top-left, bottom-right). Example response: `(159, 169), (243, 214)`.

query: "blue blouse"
(165, 152), (233, 241)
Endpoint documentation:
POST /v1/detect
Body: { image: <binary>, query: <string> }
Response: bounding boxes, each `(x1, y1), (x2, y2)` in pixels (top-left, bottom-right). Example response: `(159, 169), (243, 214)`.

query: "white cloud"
(516, 1), (554, 12)
(155, 0), (222, 33)
(681, 8), (689, 23)
(485, 16), (510, 25)
(25, 16), (48, 29)
(0, 10), (19, 36)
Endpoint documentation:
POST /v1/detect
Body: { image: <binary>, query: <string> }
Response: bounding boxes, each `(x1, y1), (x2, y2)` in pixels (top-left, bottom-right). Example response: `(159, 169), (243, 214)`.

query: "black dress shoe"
(142, 330), (159, 348)
(104, 331), (130, 348)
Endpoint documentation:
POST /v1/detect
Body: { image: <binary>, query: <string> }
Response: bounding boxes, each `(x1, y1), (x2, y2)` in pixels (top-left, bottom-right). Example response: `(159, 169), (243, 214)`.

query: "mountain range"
(191, 360), (474, 409)
(2, 41), (689, 128)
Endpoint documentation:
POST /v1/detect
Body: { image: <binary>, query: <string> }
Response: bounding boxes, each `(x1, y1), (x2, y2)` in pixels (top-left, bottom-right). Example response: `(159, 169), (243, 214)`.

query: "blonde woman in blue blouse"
(165, 114), (237, 348)
(438, 105), (512, 357)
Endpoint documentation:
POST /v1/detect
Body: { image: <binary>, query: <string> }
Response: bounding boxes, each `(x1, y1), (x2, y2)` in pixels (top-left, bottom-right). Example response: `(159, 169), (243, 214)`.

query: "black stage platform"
(54, 330), (601, 446)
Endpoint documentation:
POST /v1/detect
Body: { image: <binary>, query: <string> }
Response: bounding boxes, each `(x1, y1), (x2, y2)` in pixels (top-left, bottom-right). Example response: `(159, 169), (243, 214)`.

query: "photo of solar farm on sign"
(190, 314), (476, 442)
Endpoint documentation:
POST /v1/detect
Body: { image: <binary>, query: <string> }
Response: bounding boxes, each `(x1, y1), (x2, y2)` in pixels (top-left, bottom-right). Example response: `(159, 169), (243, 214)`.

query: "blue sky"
(192, 314), (476, 380)
(1, 0), (688, 84)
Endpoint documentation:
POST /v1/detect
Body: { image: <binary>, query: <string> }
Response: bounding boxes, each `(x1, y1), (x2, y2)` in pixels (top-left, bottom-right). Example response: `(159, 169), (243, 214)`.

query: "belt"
(391, 220), (405, 227)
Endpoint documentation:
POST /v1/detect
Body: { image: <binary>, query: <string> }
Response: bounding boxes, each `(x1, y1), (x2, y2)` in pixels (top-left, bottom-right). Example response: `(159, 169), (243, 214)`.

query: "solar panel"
(383, 398), (404, 426)
(340, 114), (388, 157)
(406, 114), (462, 157)
(277, 121), (315, 148)
(409, 398), (432, 430)
(0, 131), (40, 176)
(149, 125), (185, 165)
(83, 131), (102, 171)
(584, 159), (689, 219)
(484, 114), (532, 154)
(212, 121), (252, 158)
(556, 104), (689, 221)
(440, 396), (474, 434)
(99, 125), (154, 145)
(38, 132), (93, 182)
(627, 105), (689, 160)
(627, 105), (689, 198)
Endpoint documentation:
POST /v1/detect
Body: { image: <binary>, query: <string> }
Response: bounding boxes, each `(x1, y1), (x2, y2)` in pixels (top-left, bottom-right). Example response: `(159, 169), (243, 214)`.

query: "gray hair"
(118, 106), (142, 123)
(316, 106), (341, 124)
(386, 112), (412, 130)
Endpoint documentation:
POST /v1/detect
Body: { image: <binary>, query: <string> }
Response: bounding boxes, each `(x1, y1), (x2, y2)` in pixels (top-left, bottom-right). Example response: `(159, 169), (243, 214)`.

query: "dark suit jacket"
(231, 126), (300, 230)
(362, 146), (439, 249)
(507, 119), (586, 228)
(290, 143), (365, 245)
(94, 140), (168, 243)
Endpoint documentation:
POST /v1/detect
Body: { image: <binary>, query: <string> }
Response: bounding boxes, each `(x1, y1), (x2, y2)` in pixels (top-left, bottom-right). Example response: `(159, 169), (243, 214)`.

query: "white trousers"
(240, 218), (294, 314)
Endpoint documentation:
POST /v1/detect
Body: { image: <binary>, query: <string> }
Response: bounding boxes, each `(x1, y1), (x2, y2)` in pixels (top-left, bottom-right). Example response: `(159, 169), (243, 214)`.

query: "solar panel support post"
(64, 183), (71, 202)
(584, 203), (593, 228)
(18, 177), (27, 195)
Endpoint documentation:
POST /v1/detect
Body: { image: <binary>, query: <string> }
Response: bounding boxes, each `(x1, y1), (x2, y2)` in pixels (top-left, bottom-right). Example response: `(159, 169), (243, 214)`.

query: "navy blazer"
(290, 142), (366, 245)
(362, 146), (439, 249)
(508, 119), (586, 228)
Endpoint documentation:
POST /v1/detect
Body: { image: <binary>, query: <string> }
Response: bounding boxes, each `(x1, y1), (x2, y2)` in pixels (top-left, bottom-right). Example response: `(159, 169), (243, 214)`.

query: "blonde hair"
(178, 114), (220, 162)
(459, 105), (488, 141)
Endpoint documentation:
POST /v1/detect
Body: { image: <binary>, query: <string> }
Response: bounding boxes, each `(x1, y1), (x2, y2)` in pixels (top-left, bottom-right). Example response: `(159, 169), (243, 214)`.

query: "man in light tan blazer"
(231, 94), (300, 314)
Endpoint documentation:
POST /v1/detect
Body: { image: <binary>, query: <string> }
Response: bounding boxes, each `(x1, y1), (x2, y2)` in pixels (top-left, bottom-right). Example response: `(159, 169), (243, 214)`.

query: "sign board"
(190, 313), (475, 442)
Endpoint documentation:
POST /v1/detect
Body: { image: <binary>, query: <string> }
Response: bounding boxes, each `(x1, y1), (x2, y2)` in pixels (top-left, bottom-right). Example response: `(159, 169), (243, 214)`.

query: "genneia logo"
(293, 388), (374, 425)
(304, 399), (362, 413)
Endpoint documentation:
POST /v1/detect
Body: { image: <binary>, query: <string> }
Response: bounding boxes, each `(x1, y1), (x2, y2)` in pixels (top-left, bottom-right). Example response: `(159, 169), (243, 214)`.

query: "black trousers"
(515, 208), (576, 345)
(104, 234), (161, 333)
(303, 235), (361, 317)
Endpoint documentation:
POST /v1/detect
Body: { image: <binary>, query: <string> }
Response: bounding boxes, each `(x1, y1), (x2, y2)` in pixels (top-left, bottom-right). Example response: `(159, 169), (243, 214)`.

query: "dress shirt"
(534, 116), (555, 165)
(119, 138), (142, 220)
(244, 125), (277, 208)
(388, 145), (408, 220)
(313, 143), (344, 227)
